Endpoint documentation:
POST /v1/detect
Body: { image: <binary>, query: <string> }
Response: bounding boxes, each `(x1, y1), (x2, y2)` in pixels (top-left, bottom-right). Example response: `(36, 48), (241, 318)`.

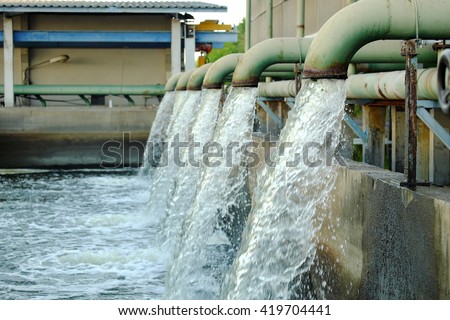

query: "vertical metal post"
(429, 109), (435, 183)
(401, 40), (418, 188)
(400, 40), (430, 189)
(294, 63), (301, 94)
(3, 15), (15, 107)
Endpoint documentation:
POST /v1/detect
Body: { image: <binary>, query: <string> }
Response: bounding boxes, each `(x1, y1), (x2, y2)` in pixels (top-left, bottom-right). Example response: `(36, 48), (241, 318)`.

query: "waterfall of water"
(221, 79), (346, 299)
(161, 89), (222, 255)
(140, 91), (176, 175)
(146, 91), (201, 223)
(164, 87), (258, 299)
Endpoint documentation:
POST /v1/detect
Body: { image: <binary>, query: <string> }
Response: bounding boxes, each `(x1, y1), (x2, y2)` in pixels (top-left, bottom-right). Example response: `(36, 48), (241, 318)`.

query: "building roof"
(0, 1), (227, 14)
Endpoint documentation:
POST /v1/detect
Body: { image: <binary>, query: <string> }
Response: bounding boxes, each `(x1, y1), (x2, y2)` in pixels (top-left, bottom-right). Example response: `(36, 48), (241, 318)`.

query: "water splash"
(146, 91), (201, 222)
(164, 87), (258, 299)
(161, 89), (222, 254)
(140, 91), (176, 175)
(221, 79), (346, 299)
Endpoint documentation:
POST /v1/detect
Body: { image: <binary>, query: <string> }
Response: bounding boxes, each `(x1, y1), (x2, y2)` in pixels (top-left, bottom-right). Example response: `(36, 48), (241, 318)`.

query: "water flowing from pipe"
(164, 87), (258, 299)
(146, 91), (201, 223)
(140, 91), (176, 175)
(221, 79), (346, 299)
(161, 89), (222, 255)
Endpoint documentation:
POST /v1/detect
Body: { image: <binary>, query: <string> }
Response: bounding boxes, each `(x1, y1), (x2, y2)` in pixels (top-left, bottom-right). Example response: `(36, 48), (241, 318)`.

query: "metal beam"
(417, 108), (450, 150)
(0, 84), (165, 96)
(285, 97), (295, 109)
(257, 99), (282, 128)
(0, 31), (237, 48)
(195, 32), (237, 43)
(343, 113), (368, 143)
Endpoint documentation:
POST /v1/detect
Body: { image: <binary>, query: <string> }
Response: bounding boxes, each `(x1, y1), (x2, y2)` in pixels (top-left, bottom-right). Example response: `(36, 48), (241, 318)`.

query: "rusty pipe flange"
(438, 49), (450, 113)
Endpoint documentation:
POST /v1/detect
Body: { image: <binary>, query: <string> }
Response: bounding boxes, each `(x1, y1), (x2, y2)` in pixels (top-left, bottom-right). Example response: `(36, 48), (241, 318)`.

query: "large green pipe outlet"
(165, 72), (183, 92)
(203, 54), (243, 89)
(175, 69), (195, 91)
(187, 63), (213, 91)
(303, 0), (450, 79)
(346, 68), (437, 100)
(232, 36), (314, 87)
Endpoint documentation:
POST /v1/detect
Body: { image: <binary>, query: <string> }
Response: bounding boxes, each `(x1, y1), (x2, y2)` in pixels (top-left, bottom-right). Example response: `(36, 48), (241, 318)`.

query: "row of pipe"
(164, 0), (448, 107)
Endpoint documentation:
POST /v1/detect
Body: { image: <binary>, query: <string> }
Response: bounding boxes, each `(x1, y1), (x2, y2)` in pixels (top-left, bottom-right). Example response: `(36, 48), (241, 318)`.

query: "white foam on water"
(0, 170), (166, 299)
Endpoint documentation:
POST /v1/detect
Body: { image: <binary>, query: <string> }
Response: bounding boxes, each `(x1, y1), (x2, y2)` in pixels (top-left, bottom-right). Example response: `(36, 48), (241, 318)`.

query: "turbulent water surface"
(1, 80), (346, 301)
(0, 169), (166, 299)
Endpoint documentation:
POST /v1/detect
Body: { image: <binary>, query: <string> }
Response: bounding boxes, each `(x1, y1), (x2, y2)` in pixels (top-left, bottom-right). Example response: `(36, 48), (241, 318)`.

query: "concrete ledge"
(0, 107), (155, 168)
(312, 161), (450, 299)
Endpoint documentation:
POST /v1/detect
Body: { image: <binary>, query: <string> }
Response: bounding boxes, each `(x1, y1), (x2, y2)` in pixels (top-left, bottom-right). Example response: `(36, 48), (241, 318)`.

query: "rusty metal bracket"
(400, 40), (430, 189)
(294, 63), (301, 94)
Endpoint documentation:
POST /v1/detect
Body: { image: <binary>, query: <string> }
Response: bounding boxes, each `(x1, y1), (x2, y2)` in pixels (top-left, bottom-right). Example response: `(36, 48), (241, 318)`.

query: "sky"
(190, 0), (246, 26)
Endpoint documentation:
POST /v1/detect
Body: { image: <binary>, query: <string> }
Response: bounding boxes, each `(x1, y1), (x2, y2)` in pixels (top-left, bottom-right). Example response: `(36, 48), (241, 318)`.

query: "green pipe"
(232, 36), (314, 87)
(232, 38), (438, 88)
(175, 69), (195, 91)
(297, 0), (305, 37)
(246, 0), (252, 51)
(352, 40), (437, 64)
(346, 68), (437, 100)
(303, 0), (450, 79)
(354, 63), (407, 73)
(354, 62), (435, 74)
(259, 80), (297, 98)
(261, 72), (295, 79)
(187, 63), (213, 91)
(0, 84), (165, 96)
(268, 0), (273, 39)
(203, 53), (243, 89)
(165, 72), (183, 92)
(265, 64), (296, 72)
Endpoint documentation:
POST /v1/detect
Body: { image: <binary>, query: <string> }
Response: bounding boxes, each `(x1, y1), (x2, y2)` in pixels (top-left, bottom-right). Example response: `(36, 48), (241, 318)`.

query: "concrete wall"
(0, 107), (156, 168)
(249, 0), (348, 46)
(248, 143), (450, 298)
(314, 161), (450, 299)
(1, 13), (170, 107)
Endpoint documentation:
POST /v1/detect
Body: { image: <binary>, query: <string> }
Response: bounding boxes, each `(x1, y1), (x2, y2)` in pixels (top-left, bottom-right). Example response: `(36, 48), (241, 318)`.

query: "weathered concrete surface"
(0, 107), (155, 168)
(247, 141), (450, 298)
(315, 161), (450, 299)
